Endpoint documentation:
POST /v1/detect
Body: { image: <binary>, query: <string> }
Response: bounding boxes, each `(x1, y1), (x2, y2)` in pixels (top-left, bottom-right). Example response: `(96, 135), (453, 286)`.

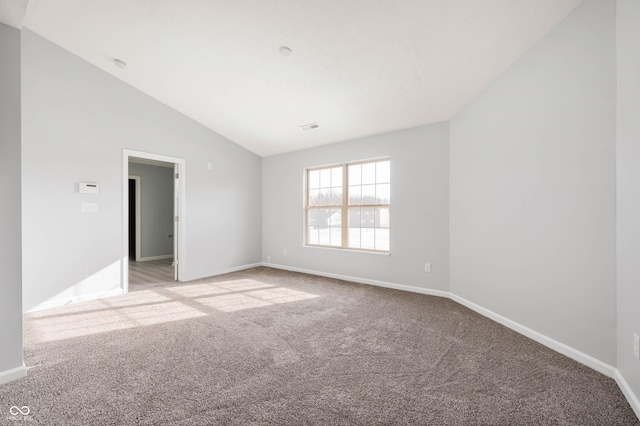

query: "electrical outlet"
(266, 256), (271, 263)
(424, 263), (431, 273)
(634, 333), (639, 360)
(283, 249), (287, 256)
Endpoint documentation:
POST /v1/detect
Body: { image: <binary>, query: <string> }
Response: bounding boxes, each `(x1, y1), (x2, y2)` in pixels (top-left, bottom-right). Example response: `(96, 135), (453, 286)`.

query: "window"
(306, 158), (390, 252)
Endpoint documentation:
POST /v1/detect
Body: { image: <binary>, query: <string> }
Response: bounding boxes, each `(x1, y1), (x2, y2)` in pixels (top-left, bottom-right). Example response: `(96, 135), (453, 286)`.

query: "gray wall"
(129, 163), (174, 259)
(616, 0), (640, 405)
(450, 0), (616, 365)
(0, 23), (24, 380)
(21, 29), (262, 311)
(262, 123), (449, 291)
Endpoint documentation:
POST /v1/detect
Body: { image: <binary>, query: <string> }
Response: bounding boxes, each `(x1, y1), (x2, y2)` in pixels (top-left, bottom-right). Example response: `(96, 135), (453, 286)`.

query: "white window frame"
(305, 157), (390, 253)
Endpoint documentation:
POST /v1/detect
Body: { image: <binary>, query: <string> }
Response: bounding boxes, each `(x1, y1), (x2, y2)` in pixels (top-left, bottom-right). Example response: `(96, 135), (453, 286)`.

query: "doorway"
(128, 177), (140, 260)
(122, 150), (186, 293)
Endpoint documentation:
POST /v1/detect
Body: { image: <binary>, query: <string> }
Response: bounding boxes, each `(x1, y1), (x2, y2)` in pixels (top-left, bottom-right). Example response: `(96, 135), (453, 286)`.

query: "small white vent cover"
(301, 122), (319, 130)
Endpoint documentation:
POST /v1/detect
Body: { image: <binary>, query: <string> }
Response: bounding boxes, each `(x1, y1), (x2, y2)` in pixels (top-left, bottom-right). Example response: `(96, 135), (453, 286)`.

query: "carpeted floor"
(1, 267), (638, 425)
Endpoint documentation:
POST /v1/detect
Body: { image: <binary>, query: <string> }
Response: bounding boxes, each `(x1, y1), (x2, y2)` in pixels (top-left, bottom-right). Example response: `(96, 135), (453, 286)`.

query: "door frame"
(122, 149), (186, 293)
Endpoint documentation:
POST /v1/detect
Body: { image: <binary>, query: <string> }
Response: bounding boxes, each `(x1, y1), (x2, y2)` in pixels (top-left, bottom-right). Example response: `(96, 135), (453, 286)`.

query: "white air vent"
(301, 122), (319, 130)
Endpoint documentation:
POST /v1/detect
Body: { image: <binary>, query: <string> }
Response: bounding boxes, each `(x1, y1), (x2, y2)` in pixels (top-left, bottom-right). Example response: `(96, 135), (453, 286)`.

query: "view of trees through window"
(306, 158), (390, 252)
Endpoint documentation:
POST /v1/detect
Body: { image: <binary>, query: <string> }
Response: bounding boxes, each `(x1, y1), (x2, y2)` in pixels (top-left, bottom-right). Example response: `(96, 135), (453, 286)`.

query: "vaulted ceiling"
(2, 0), (583, 156)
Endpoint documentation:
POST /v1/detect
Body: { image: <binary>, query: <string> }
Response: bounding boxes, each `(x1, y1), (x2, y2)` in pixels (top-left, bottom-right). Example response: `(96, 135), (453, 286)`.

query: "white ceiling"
(0, 0), (28, 29)
(8, 0), (583, 156)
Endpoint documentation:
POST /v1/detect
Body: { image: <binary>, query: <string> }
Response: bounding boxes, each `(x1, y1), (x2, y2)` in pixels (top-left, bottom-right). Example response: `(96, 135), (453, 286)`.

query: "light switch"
(81, 202), (98, 213)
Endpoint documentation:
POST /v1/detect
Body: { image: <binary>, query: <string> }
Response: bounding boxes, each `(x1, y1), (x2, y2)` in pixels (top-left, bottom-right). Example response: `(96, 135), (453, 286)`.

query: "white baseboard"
(194, 263), (264, 280)
(615, 369), (640, 420)
(262, 262), (450, 299)
(26, 288), (124, 313)
(450, 294), (617, 379)
(137, 254), (173, 262)
(0, 363), (27, 386)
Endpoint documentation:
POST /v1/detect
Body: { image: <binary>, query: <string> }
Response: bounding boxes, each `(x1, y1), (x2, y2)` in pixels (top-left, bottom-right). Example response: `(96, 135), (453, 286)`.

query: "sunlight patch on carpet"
(27, 279), (320, 343)
(196, 287), (319, 312)
(163, 283), (233, 297)
(29, 301), (207, 343)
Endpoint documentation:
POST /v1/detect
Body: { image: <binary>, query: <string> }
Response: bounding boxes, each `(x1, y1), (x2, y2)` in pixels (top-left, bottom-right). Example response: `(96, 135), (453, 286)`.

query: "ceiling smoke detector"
(301, 122), (319, 130)
(279, 46), (293, 58)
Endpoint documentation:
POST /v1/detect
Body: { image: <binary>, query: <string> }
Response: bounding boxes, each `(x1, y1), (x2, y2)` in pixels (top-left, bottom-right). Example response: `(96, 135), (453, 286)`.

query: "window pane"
(376, 183), (390, 204)
(376, 207), (390, 228)
(361, 207), (374, 228)
(309, 228), (319, 245)
(308, 170), (320, 189)
(309, 189), (320, 206)
(330, 209), (341, 226)
(375, 228), (390, 251)
(318, 227), (330, 245)
(319, 208), (331, 227)
(348, 208), (360, 228)
(330, 187), (343, 205)
(348, 228), (360, 248)
(348, 208), (361, 248)
(308, 209), (319, 244)
(348, 164), (361, 186)
(348, 186), (361, 205)
(318, 188), (331, 206)
(362, 163), (375, 184)
(320, 169), (331, 188)
(361, 228), (375, 249)
(361, 185), (375, 205)
(330, 228), (341, 247)
(376, 161), (390, 183)
(331, 167), (342, 187)
(309, 208), (319, 226)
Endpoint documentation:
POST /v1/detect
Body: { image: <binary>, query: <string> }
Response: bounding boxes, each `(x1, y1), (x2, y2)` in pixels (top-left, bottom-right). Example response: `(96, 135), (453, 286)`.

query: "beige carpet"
(1, 267), (638, 425)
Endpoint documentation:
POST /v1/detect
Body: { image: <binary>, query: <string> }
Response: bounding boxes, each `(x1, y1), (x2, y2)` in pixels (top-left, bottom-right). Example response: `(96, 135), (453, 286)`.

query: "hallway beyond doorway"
(128, 258), (174, 291)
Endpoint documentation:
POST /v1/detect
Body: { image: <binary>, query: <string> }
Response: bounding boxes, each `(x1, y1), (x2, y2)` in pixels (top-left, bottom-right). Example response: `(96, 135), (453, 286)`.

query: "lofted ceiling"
(0, 0), (28, 29)
(5, 0), (583, 156)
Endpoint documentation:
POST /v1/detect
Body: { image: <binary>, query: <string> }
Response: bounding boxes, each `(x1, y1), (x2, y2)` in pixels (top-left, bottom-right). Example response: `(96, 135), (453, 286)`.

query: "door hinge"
(175, 173), (179, 179)
(175, 216), (179, 222)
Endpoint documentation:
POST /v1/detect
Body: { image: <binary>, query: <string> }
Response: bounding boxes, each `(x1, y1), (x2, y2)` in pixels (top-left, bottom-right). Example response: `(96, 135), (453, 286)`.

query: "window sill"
(303, 244), (391, 256)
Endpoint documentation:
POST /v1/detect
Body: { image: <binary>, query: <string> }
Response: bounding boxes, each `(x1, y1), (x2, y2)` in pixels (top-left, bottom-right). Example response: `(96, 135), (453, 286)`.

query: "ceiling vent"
(301, 122), (319, 130)
(113, 58), (127, 69)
